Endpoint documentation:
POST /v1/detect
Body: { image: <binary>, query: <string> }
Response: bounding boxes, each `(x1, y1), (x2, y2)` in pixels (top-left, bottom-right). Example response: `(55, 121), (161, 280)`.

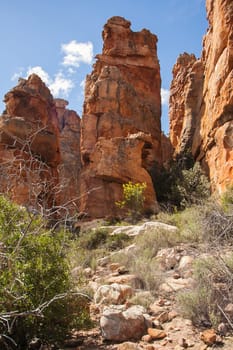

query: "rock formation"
(169, 0), (233, 193)
(0, 74), (60, 210)
(169, 53), (204, 155)
(193, 0), (233, 193)
(55, 98), (81, 217)
(80, 16), (162, 218)
(0, 75), (81, 216)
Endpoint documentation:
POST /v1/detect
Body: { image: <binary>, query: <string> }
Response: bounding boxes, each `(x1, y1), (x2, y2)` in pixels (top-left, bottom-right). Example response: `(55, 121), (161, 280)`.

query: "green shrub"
(78, 227), (131, 251)
(157, 205), (204, 243)
(177, 254), (233, 327)
(78, 228), (109, 250)
(155, 152), (210, 209)
(111, 227), (181, 293)
(221, 185), (233, 212)
(0, 196), (91, 349)
(116, 181), (147, 222)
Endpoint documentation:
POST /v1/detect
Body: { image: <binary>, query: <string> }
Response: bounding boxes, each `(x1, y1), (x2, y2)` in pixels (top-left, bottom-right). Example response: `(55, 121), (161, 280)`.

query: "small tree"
(116, 181), (147, 222)
(0, 196), (91, 349)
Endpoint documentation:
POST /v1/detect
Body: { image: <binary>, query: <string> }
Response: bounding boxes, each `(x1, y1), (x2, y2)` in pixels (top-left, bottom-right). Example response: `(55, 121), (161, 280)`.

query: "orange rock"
(193, 0), (233, 194)
(80, 16), (162, 219)
(0, 75), (60, 210)
(0, 77), (82, 217)
(169, 0), (233, 194)
(200, 329), (217, 345)
(147, 328), (167, 340)
(54, 98), (81, 215)
(169, 53), (203, 155)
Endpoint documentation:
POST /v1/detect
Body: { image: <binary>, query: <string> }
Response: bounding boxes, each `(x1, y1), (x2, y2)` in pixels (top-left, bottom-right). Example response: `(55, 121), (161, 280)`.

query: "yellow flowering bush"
(116, 181), (147, 222)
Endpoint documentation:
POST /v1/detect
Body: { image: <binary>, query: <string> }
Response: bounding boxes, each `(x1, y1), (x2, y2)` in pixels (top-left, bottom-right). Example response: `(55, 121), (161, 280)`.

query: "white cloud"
(61, 40), (93, 67)
(25, 66), (74, 98)
(11, 68), (24, 81)
(27, 66), (50, 85)
(161, 88), (170, 105)
(49, 72), (74, 97)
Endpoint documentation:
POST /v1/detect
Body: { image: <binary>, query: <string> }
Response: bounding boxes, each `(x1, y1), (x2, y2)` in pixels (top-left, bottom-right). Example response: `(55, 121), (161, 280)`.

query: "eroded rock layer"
(194, 0), (233, 193)
(169, 0), (233, 193)
(55, 99), (81, 216)
(0, 74), (60, 210)
(80, 16), (162, 218)
(169, 53), (204, 155)
(0, 76), (81, 215)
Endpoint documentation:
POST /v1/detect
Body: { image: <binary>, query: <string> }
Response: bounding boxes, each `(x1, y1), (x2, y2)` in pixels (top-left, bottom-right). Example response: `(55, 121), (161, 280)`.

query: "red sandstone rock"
(193, 0), (233, 193)
(200, 329), (217, 345)
(147, 328), (167, 340)
(169, 53), (204, 155)
(54, 98), (81, 215)
(169, 0), (233, 193)
(1, 74), (60, 166)
(80, 16), (162, 218)
(0, 77), (82, 216)
(0, 75), (60, 210)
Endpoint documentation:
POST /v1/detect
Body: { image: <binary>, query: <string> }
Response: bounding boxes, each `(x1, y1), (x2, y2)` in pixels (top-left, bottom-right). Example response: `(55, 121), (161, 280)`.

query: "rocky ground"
(62, 221), (233, 350)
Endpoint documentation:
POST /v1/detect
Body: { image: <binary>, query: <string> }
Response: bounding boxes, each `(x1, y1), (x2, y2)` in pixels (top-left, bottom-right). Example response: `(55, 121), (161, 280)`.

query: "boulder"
(100, 305), (151, 341)
(94, 283), (133, 305)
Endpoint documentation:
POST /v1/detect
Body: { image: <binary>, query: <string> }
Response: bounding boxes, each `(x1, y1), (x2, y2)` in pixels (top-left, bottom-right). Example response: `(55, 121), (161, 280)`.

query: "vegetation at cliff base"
(116, 181), (147, 222)
(155, 152), (210, 210)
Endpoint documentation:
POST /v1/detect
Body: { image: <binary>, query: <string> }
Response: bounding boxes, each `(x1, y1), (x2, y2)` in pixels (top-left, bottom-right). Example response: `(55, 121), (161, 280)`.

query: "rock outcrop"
(169, 0), (233, 193)
(55, 98), (81, 216)
(80, 16), (162, 218)
(0, 76), (81, 215)
(0, 74), (60, 210)
(169, 53), (204, 155)
(193, 0), (233, 193)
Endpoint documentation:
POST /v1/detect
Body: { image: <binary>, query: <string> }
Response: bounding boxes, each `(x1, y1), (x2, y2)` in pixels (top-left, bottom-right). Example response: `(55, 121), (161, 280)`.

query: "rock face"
(55, 98), (81, 216)
(193, 0), (233, 193)
(0, 76), (81, 215)
(169, 0), (233, 193)
(169, 53), (204, 155)
(80, 16), (162, 218)
(0, 74), (60, 210)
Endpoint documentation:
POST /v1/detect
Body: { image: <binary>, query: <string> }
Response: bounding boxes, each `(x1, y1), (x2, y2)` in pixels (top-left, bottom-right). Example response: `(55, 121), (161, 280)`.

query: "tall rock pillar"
(80, 16), (162, 218)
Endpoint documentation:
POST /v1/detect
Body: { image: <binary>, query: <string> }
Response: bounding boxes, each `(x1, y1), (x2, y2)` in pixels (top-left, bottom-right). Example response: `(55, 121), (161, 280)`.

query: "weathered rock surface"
(0, 77), (81, 214)
(55, 98), (81, 215)
(100, 305), (150, 341)
(194, 0), (233, 193)
(103, 221), (178, 237)
(0, 74), (60, 209)
(1, 74), (60, 166)
(169, 0), (233, 193)
(169, 53), (204, 155)
(80, 16), (162, 218)
(94, 283), (133, 305)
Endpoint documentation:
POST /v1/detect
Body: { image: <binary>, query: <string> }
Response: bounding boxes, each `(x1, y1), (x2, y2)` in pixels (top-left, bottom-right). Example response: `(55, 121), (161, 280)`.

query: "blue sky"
(0, 0), (208, 134)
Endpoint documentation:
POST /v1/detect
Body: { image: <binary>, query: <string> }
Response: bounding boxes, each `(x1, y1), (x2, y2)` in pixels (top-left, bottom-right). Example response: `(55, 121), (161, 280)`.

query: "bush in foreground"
(0, 196), (91, 349)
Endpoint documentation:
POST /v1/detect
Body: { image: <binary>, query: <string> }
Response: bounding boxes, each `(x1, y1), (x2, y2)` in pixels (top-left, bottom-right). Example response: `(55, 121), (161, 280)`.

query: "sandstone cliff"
(55, 98), (81, 216)
(0, 74), (60, 210)
(80, 16), (162, 218)
(0, 76), (81, 216)
(169, 53), (204, 155)
(169, 0), (233, 193)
